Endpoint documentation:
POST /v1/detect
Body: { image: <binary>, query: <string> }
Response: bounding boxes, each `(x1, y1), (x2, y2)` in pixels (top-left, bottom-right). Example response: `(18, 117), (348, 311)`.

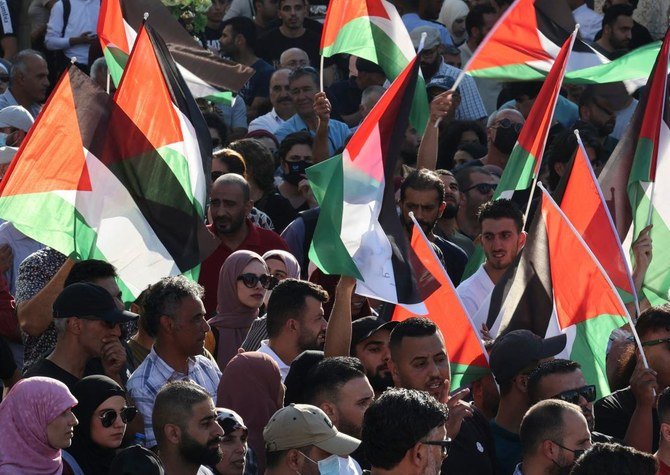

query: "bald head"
(487, 108), (525, 129)
(280, 48), (310, 70)
(212, 173), (250, 201)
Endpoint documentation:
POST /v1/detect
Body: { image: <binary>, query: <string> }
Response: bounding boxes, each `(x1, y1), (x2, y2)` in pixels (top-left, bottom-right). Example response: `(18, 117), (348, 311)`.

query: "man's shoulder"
(433, 235), (467, 259)
(595, 386), (634, 412)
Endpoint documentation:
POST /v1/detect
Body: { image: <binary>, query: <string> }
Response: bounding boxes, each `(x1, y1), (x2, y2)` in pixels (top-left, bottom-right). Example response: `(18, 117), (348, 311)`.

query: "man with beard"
(399, 168), (468, 285)
(199, 174), (288, 316)
(389, 317), (498, 474)
(457, 199), (526, 327)
(480, 109), (525, 170)
(594, 4), (634, 59)
(576, 86), (619, 161)
(453, 167), (499, 245)
(434, 169), (475, 256)
(260, 278), (329, 381)
(350, 317), (398, 397)
(153, 381), (224, 475)
(248, 69), (294, 135)
(516, 400), (592, 475)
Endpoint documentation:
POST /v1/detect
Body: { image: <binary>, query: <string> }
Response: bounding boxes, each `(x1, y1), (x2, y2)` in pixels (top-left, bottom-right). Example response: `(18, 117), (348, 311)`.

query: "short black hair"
(658, 387), (670, 424)
(277, 131), (313, 162)
(152, 380), (212, 447)
(362, 388), (448, 470)
(465, 4), (497, 36)
(636, 304), (670, 340)
(519, 399), (580, 458)
(203, 112), (228, 148)
(477, 198), (524, 233)
(143, 276), (204, 338)
(602, 4), (634, 30)
(64, 259), (117, 287)
(221, 16), (258, 52)
(389, 317), (438, 358)
(546, 127), (601, 190)
(303, 357), (366, 405)
(570, 442), (657, 475)
(228, 138), (275, 194)
(400, 168), (445, 204)
(527, 359), (581, 404)
(266, 279), (329, 338)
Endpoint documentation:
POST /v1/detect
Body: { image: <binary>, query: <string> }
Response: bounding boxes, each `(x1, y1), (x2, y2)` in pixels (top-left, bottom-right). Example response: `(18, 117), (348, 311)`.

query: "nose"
(114, 412), (125, 428)
(202, 317), (211, 333)
(70, 413), (79, 427)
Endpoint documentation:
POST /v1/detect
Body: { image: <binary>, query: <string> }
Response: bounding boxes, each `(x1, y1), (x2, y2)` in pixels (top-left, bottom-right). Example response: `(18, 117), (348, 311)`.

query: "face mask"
(317, 455), (359, 475)
(283, 160), (310, 186)
(493, 125), (519, 154)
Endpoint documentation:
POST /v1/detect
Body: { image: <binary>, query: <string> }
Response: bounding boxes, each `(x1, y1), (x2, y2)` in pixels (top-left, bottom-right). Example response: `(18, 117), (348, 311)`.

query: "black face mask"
(492, 118), (522, 154)
(283, 160), (310, 186)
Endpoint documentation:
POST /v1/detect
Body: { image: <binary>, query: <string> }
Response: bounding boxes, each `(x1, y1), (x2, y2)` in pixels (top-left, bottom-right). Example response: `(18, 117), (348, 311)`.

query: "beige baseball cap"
(263, 404), (360, 457)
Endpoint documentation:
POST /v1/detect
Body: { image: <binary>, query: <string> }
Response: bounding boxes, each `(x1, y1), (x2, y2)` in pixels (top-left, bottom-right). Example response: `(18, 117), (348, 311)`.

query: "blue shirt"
(274, 114), (351, 157)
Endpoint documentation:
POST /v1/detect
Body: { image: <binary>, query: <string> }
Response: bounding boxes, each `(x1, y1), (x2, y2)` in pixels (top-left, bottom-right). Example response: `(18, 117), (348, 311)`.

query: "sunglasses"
(551, 440), (586, 460)
(99, 406), (137, 428)
(422, 438), (452, 458)
(493, 117), (523, 133)
(551, 385), (596, 405)
(641, 337), (670, 348)
(237, 273), (278, 290)
(462, 183), (497, 194)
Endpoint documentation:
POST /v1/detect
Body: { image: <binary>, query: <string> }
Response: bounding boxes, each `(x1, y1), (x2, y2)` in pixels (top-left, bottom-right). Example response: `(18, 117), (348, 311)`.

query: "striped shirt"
(126, 348), (222, 448)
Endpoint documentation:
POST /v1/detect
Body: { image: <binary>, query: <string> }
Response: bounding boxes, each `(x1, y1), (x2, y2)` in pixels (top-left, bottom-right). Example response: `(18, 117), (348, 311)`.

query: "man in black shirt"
(399, 168), (468, 285)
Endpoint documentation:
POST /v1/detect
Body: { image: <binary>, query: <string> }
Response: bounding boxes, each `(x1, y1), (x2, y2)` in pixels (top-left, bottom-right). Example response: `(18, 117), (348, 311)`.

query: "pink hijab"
(262, 249), (301, 279)
(218, 352), (282, 475)
(0, 377), (78, 475)
(208, 250), (267, 369)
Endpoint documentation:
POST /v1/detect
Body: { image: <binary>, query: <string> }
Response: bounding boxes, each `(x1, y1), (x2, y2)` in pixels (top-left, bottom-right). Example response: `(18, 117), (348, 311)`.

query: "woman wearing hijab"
(208, 250), (277, 370)
(211, 408), (251, 475)
(241, 250), (301, 352)
(63, 375), (137, 475)
(0, 376), (78, 474)
(439, 0), (470, 46)
(218, 352), (283, 475)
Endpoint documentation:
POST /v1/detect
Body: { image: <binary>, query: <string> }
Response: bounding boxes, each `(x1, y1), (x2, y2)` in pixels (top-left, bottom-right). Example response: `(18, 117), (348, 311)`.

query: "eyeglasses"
(550, 440), (586, 460)
(551, 385), (596, 405)
(641, 338), (670, 348)
(492, 117), (523, 133)
(462, 183), (497, 194)
(99, 406), (137, 428)
(422, 438), (452, 458)
(237, 273), (278, 290)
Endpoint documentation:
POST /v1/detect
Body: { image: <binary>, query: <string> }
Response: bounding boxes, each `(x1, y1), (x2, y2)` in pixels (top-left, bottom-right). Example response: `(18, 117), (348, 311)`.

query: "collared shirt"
(457, 265), (495, 328)
(0, 89), (42, 119)
(436, 62), (487, 121)
(45, 0), (100, 64)
(248, 108), (287, 134)
(126, 348), (222, 448)
(513, 463), (524, 475)
(257, 339), (290, 382)
(0, 222), (44, 294)
(572, 4), (603, 43)
(401, 13), (453, 48)
(274, 114), (351, 157)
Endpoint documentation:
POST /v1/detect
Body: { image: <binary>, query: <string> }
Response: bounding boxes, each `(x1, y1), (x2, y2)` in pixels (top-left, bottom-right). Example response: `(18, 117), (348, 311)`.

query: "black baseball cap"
(350, 316), (398, 353)
(53, 282), (138, 324)
(489, 330), (566, 383)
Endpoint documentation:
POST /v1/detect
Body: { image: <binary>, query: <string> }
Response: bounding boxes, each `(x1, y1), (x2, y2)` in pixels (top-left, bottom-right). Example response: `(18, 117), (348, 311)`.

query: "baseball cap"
(426, 74), (457, 93)
(351, 316), (398, 352)
(264, 404), (360, 457)
(410, 26), (441, 50)
(489, 330), (567, 383)
(0, 106), (34, 133)
(53, 282), (138, 324)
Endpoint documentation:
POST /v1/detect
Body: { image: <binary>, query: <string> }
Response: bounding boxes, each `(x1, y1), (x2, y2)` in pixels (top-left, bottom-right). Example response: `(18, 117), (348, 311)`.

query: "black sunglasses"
(551, 385), (596, 405)
(551, 440), (586, 460)
(462, 183), (497, 194)
(493, 117), (523, 133)
(237, 273), (278, 290)
(422, 438), (452, 458)
(99, 406), (137, 428)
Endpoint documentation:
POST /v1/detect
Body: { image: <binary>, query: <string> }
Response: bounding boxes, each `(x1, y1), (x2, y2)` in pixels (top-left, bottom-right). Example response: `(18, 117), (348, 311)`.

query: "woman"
(0, 376), (78, 474)
(439, 0), (470, 47)
(212, 408), (251, 475)
(218, 352), (283, 475)
(208, 250), (276, 370)
(63, 375), (136, 474)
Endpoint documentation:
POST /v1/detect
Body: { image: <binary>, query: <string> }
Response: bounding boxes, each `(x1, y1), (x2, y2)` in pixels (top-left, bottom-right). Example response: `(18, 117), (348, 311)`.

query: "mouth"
(426, 379), (443, 396)
(491, 251), (506, 259)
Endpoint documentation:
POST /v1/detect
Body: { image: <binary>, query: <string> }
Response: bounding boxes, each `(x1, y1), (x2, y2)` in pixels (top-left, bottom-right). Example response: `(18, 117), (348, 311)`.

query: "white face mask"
(300, 453), (362, 475)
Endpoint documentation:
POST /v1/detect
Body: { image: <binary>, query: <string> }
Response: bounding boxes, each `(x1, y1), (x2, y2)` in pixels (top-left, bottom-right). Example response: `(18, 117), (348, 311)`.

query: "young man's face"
(278, 0), (306, 30)
(481, 217), (525, 271)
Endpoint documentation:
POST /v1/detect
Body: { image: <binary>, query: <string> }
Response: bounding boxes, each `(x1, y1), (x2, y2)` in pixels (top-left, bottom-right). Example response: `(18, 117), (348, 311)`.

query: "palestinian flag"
(98, 0), (254, 98)
(555, 132), (637, 304)
(320, 0), (429, 133)
(307, 53), (439, 312)
(599, 29), (670, 306)
(487, 188), (628, 398)
(393, 215), (489, 389)
(464, 0), (658, 86)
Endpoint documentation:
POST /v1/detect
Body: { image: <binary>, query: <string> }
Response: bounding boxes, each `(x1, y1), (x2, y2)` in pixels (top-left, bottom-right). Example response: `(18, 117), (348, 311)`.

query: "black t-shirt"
(326, 77), (362, 122)
(0, 335), (15, 380)
(24, 358), (80, 391)
(594, 386), (660, 451)
(442, 407), (498, 475)
(200, 24), (224, 53)
(258, 27), (323, 68)
(257, 191), (298, 234)
(433, 235), (468, 286)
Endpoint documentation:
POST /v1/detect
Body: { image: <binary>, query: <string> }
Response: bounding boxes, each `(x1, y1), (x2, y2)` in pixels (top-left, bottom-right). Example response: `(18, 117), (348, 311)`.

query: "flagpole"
(319, 55), (324, 92)
(434, 69), (467, 129)
(106, 72), (111, 94)
(645, 180), (656, 226)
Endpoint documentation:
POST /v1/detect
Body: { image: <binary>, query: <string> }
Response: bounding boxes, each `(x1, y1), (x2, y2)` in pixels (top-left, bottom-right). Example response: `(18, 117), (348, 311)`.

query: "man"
(488, 330), (567, 475)
(399, 168), (468, 285)
(202, 0), (227, 52)
(410, 26), (487, 123)
(0, 50), (49, 118)
(596, 0), (653, 52)
(126, 276), (222, 448)
(657, 387), (670, 474)
(389, 317), (498, 474)
(568, 0), (603, 42)
(153, 380), (224, 475)
(577, 85), (619, 161)
(359, 85), (386, 122)
(273, 67), (350, 157)
(434, 169), (475, 256)
(453, 167), (497, 248)
(261, 278), (329, 381)
(480, 108), (525, 169)
(219, 16), (274, 120)
(213, 408), (249, 475)
(527, 359), (615, 443)
(303, 356), (375, 439)
(199, 173), (288, 315)
(594, 4), (634, 59)
(276, 131), (315, 211)
(263, 403), (361, 475)
(361, 388), (450, 475)
(24, 282), (136, 389)
(350, 316), (397, 396)
(248, 68), (294, 134)
(457, 199), (526, 326)
(595, 305), (669, 453)
(279, 47), (309, 70)
(516, 400), (592, 475)
(459, 4), (500, 114)
(253, 0), (279, 32)
(395, 0), (453, 48)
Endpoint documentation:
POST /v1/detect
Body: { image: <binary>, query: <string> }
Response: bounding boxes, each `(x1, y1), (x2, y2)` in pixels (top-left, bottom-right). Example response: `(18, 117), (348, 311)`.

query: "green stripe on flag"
(203, 91), (233, 105)
(103, 46), (129, 88)
(451, 362), (490, 390)
(629, 137), (654, 184)
(493, 145), (536, 199)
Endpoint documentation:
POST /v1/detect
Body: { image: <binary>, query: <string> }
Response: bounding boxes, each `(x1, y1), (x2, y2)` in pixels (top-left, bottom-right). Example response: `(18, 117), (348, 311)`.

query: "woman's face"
(236, 260), (268, 309)
(266, 257), (289, 281)
(215, 428), (248, 475)
(90, 395), (127, 449)
(46, 408), (78, 449)
(452, 16), (467, 37)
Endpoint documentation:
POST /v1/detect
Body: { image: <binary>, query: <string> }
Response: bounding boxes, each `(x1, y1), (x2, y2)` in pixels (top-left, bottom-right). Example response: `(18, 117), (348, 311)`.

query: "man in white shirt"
(248, 68), (295, 134)
(45, 0), (100, 70)
(258, 278), (328, 381)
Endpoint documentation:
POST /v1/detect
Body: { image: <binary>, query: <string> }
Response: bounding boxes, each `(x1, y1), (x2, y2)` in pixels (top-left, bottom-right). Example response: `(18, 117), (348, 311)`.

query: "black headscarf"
(67, 375), (126, 474)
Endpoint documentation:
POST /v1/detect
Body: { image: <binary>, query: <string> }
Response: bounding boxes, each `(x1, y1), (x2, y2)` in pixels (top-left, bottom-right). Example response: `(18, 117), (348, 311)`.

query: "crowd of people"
(0, 0), (669, 473)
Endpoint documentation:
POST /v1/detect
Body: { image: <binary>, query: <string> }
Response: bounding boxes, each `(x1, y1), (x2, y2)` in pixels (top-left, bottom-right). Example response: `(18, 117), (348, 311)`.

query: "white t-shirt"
(456, 265), (494, 330)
